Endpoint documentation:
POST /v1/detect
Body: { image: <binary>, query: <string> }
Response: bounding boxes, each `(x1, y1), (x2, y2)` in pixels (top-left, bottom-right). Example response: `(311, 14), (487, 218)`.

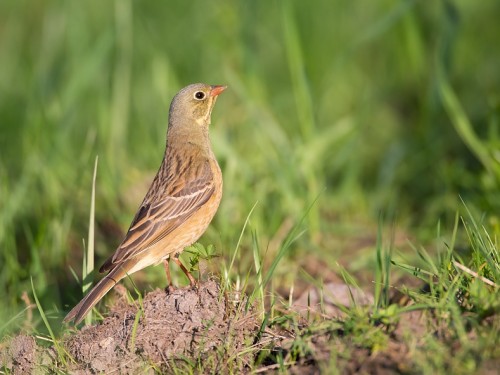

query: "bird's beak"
(209, 85), (227, 97)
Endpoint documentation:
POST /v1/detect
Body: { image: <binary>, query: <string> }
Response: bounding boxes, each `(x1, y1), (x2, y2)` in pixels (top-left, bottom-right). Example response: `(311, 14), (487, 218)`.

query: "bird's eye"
(194, 91), (205, 100)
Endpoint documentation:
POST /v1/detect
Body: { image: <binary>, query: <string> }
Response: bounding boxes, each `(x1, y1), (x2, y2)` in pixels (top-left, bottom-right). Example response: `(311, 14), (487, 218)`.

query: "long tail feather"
(64, 259), (136, 325)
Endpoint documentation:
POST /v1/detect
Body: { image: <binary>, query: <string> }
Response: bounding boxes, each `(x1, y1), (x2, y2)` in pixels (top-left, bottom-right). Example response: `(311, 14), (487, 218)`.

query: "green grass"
(1, 0), (500, 373)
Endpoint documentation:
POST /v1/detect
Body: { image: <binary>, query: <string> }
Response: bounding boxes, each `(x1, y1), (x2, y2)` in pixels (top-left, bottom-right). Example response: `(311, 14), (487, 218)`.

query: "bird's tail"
(64, 259), (136, 325)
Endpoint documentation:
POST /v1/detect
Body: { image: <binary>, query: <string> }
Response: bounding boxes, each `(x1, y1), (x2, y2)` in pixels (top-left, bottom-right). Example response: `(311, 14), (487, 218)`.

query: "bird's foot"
(165, 284), (176, 294)
(190, 280), (199, 291)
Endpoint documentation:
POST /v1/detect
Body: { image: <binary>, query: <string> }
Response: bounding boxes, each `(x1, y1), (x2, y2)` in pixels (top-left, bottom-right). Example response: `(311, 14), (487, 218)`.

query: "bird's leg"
(163, 258), (175, 293)
(173, 254), (197, 288)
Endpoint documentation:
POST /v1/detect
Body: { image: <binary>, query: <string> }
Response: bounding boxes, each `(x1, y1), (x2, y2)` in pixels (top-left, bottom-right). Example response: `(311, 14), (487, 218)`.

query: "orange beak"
(210, 85), (227, 97)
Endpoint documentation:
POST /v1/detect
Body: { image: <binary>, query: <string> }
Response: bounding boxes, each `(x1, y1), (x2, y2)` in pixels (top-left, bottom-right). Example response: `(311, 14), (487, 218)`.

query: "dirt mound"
(2, 279), (259, 374)
(65, 279), (259, 373)
(1, 335), (39, 374)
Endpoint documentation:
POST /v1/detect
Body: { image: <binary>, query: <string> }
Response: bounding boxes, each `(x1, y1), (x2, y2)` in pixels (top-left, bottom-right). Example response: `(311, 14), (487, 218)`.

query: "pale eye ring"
(194, 91), (205, 100)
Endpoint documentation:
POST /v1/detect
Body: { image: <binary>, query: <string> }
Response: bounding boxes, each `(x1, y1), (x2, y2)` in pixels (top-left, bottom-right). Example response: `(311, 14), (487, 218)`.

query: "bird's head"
(169, 83), (227, 128)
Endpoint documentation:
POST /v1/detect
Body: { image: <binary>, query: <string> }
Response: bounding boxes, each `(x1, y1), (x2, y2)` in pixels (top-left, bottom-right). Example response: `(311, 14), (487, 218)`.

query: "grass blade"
(83, 156), (98, 325)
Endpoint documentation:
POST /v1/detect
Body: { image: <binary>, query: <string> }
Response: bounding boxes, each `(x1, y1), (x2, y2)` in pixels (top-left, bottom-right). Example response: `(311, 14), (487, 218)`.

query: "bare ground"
(2, 278), (499, 374)
(2, 279), (260, 374)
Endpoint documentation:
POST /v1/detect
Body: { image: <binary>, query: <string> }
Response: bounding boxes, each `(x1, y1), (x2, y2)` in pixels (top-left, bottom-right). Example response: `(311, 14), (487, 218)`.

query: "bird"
(64, 83), (226, 325)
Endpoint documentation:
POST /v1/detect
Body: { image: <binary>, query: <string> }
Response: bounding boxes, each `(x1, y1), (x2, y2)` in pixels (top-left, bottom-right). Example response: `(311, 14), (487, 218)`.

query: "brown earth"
(2, 278), (498, 374)
(2, 279), (261, 374)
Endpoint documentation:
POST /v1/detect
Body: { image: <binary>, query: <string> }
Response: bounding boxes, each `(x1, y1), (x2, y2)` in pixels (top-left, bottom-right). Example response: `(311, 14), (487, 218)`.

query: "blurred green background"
(1, 0), (499, 335)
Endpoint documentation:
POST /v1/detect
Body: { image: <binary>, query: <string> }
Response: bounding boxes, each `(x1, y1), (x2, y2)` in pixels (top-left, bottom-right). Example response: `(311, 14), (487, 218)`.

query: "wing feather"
(99, 160), (214, 273)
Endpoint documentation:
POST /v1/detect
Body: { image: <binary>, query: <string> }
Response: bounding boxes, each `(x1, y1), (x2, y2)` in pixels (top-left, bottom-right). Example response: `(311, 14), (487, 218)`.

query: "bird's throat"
(166, 121), (212, 158)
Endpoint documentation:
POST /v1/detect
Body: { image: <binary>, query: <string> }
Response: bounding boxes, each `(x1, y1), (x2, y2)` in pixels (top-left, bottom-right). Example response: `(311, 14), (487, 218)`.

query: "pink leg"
(163, 258), (175, 292)
(173, 256), (197, 287)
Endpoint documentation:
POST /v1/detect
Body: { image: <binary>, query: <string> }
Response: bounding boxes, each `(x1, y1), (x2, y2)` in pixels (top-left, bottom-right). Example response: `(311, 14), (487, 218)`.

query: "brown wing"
(99, 161), (214, 273)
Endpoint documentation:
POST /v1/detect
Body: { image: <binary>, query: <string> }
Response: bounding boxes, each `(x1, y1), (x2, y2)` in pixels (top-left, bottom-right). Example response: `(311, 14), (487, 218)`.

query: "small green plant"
(185, 242), (219, 275)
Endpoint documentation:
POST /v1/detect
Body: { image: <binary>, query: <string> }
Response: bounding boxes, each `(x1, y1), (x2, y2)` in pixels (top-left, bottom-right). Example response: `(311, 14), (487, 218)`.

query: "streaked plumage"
(65, 83), (226, 325)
